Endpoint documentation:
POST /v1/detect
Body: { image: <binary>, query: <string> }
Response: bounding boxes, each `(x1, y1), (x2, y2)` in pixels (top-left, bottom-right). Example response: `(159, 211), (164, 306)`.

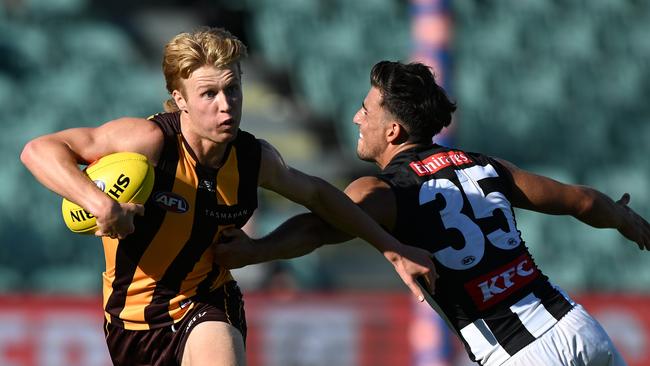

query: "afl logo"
(154, 192), (189, 213)
(462, 256), (476, 266)
(93, 180), (106, 192)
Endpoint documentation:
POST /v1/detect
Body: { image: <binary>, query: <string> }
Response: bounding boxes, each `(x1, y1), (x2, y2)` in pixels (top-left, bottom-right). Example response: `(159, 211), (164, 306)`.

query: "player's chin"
(355, 143), (366, 157)
(356, 147), (374, 163)
(214, 129), (238, 143)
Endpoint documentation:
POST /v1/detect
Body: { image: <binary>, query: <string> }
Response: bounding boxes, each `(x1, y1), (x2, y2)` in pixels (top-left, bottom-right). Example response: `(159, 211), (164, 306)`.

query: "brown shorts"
(104, 281), (246, 366)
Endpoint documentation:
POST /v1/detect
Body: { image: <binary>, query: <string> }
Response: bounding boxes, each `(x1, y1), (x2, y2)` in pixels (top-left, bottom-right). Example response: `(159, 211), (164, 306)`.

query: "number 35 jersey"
(377, 145), (575, 366)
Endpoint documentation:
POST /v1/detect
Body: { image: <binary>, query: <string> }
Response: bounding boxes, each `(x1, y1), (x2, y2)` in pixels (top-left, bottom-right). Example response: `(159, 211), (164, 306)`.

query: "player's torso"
(379, 145), (574, 365)
(101, 112), (260, 330)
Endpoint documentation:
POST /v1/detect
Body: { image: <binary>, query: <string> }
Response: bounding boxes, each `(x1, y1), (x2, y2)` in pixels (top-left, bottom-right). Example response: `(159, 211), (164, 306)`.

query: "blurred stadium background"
(2, 0), (650, 365)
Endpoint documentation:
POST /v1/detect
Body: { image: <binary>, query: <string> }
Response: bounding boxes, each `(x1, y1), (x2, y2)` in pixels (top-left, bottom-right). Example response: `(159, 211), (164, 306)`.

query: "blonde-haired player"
(21, 28), (437, 366)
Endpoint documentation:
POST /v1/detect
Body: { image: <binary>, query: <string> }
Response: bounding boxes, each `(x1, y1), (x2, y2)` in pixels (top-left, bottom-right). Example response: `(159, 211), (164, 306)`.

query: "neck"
(375, 141), (426, 170)
(180, 114), (229, 169)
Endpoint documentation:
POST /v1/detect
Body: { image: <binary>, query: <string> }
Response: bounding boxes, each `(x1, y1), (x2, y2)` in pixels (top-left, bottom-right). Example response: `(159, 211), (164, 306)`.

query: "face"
(173, 64), (243, 144)
(352, 86), (391, 162)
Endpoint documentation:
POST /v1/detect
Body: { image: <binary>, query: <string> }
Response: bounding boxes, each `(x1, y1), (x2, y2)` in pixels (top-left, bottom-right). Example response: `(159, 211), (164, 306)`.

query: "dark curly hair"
(370, 61), (456, 142)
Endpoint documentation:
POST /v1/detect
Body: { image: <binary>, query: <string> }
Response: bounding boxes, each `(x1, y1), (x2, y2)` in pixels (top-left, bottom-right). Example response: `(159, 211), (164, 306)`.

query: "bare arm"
(20, 117), (164, 238)
(256, 142), (394, 251)
(217, 175), (396, 265)
(498, 158), (650, 250)
(256, 141), (402, 254)
(217, 148), (438, 298)
(216, 213), (341, 266)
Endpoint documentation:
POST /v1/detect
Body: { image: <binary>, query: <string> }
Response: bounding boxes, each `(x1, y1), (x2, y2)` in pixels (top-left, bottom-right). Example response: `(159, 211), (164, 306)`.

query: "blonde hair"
(162, 27), (248, 112)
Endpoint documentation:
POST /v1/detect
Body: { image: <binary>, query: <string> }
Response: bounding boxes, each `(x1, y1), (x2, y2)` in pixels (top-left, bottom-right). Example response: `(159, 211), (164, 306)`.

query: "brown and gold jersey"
(101, 112), (260, 330)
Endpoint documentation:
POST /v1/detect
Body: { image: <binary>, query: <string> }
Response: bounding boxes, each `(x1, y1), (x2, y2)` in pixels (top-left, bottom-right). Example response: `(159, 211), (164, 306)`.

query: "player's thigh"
(504, 305), (626, 366)
(181, 320), (246, 366)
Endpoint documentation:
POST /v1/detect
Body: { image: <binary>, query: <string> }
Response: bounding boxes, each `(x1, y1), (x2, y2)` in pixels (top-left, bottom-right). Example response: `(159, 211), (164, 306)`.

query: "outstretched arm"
(215, 212), (345, 267)
(498, 158), (650, 250)
(216, 141), (438, 299)
(217, 176), (398, 266)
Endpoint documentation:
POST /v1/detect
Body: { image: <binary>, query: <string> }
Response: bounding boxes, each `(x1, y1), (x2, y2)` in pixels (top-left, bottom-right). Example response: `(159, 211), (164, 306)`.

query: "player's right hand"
(94, 200), (145, 240)
(616, 193), (650, 251)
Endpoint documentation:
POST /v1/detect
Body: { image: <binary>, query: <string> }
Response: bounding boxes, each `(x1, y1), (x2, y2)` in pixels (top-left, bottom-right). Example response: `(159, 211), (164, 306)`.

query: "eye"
(225, 84), (241, 95)
(203, 90), (217, 98)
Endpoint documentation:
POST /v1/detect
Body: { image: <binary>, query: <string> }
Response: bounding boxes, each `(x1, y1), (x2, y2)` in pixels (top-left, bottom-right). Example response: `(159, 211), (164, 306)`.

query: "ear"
(172, 90), (188, 113)
(386, 121), (409, 144)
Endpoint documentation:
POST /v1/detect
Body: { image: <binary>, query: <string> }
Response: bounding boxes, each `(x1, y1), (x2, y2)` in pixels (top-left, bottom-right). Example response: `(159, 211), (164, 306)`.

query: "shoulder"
(345, 176), (393, 206)
(345, 176), (397, 229)
(346, 176), (391, 194)
(258, 138), (285, 166)
(100, 117), (165, 163)
(147, 112), (180, 135)
(256, 138), (290, 187)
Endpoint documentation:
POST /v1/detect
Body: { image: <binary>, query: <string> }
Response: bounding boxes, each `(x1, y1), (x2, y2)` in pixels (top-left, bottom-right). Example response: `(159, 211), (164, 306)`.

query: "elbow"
(20, 139), (41, 169)
(573, 186), (597, 218)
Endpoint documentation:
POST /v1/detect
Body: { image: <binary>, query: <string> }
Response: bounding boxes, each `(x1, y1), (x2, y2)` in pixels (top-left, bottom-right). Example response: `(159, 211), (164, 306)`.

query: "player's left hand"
(385, 245), (438, 302)
(616, 193), (650, 251)
(212, 227), (260, 269)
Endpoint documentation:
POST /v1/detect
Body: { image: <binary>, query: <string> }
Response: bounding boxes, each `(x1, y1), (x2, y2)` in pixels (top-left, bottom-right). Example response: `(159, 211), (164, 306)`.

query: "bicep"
(53, 118), (163, 164)
(497, 158), (586, 215)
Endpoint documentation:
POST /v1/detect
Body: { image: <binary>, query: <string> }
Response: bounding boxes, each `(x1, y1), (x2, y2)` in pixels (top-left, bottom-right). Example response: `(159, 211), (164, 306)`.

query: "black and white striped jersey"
(377, 144), (575, 365)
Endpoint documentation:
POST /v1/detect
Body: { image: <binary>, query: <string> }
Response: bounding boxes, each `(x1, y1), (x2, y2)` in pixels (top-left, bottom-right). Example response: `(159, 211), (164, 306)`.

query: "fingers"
(426, 270), (438, 294)
(633, 226), (649, 251)
(617, 193), (630, 206)
(407, 278), (425, 303)
(133, 204), (145, 216)
(95, 229), (130, 239)
(614, 193), (650, 251)
(216, 227), (242, 243)
(416, 274), (436, 297)
(94, 230), (120, 239)
(618, 194), (650, 251)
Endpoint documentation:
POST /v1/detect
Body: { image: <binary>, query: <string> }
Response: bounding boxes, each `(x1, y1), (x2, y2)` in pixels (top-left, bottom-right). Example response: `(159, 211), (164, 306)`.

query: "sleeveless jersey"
(101, 112), (260, 330)
(377, 145), (575, 366)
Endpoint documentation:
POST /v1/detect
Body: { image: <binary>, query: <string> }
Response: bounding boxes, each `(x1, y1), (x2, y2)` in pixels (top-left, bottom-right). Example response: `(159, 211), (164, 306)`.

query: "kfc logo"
(464, 253), (540, 310)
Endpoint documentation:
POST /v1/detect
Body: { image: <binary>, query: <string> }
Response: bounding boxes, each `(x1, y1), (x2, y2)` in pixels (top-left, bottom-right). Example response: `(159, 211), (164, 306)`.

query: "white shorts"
(501, 304), (626, 366)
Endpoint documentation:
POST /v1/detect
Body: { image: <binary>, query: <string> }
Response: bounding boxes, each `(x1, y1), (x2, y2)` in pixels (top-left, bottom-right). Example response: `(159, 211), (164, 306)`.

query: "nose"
(352, 109), (363, 125)
(216, 91), (232, 112)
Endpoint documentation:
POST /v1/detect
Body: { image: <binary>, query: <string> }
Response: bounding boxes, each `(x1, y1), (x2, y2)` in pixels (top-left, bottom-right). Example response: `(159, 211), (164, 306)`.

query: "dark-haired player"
(215, 60), (649, 366)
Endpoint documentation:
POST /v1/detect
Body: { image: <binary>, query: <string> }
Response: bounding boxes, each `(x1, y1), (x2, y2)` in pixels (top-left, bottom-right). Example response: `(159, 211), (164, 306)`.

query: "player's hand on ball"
(94, 201), (145, 240)
(61, 152), (154, 234)
(616, 193), (650, 251)
(212, 227), (258, 269)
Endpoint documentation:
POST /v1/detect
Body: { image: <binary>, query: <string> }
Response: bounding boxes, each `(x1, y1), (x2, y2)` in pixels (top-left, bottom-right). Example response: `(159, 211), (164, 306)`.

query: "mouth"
(218, 118), (238, 130)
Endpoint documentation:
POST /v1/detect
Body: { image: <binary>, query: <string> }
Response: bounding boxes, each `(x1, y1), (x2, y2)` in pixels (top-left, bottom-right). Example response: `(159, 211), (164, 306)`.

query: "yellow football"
(61, 152), (155, 234)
